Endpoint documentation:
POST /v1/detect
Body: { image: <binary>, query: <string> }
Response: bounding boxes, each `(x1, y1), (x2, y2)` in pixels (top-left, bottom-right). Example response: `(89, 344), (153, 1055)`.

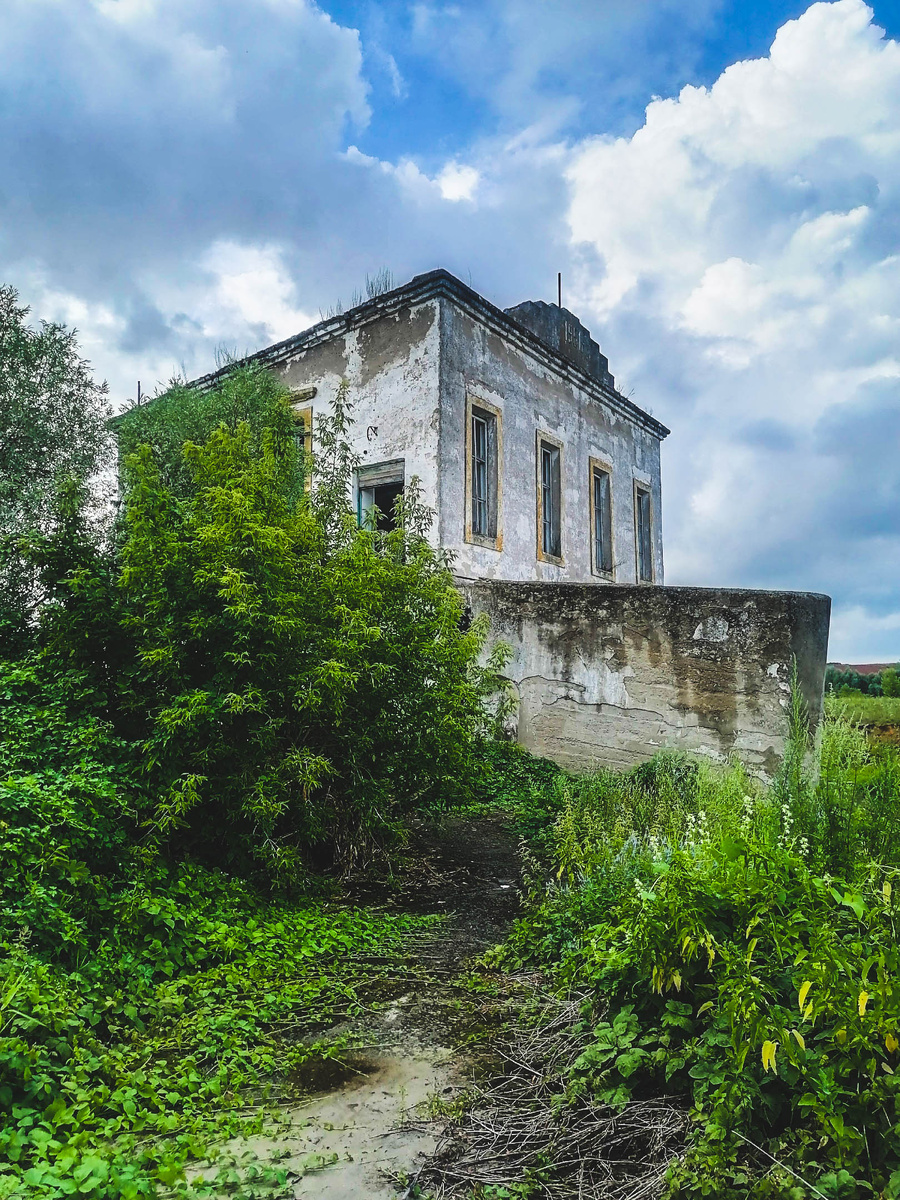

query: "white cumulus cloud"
(565, 0), (900, 658)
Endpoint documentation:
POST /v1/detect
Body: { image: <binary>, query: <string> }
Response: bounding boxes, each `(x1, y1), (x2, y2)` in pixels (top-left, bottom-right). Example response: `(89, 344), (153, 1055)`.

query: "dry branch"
(405, 995), (689, 1199)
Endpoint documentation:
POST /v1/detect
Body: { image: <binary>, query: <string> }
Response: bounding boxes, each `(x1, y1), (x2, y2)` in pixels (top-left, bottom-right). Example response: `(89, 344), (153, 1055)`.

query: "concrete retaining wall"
(461, 582), (831, 778)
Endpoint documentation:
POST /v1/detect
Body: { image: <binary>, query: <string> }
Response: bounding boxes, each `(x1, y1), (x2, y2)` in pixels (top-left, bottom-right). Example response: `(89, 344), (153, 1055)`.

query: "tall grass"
(499, 690), (900, 1198)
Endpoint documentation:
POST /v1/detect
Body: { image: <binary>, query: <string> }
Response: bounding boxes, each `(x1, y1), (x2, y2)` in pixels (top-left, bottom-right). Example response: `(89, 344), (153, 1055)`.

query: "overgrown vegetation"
(5, 296), (900, 1199)
(0, 329), (503, 1196)
(830, 690), (900, 726)
(479, 696), (900, 1199)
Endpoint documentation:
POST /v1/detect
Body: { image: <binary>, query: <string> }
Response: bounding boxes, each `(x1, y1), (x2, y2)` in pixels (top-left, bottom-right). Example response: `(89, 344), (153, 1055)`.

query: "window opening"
(357, 460), (405, 532)
(636, 486), (653, 582)
(593, 467), (613, 574)
(540, 440), (561, 559)
(466, 400), (500, 545)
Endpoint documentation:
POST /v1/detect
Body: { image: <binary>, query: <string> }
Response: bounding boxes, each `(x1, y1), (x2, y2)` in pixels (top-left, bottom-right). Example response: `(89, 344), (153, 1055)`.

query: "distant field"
(830, 692), (900, 723)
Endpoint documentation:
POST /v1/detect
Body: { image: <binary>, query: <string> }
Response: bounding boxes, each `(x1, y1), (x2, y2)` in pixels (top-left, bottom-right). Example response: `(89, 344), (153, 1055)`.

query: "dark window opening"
(357, 460), (405, 532)
(593, 467), (613, 574)
(636, 486), (653, 582)
(372, 482), (403, 531)
(540, 440), (561, 559)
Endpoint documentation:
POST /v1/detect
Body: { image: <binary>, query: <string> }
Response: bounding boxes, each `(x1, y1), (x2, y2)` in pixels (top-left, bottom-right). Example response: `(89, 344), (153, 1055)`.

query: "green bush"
(498, 720), (900, 1198)
(112, 373), (503, 877)
(0, 658), (138, 961)
(114, 365), (299, 502)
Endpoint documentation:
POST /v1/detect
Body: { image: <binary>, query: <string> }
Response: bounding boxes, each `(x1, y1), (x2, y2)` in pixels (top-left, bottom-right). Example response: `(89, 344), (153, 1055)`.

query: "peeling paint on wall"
(463, 582), (831, 779)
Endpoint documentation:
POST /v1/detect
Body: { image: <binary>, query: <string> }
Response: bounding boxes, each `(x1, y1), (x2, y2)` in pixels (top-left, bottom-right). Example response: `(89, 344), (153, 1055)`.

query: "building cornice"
(177, 269), (670, 441)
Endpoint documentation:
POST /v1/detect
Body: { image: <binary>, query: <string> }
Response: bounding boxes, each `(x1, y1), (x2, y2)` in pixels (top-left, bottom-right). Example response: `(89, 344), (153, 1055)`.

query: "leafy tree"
(114, 370), (503, 877)
(114, 363), (299, 500)
(882, 667), (900, 698)
(0, 286), (110, 651)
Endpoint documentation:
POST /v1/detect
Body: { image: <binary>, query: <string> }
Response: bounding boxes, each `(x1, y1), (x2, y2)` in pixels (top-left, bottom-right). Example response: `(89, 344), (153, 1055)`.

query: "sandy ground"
(246, 1043), (456, 1199)
(207, 814), (523, 1198)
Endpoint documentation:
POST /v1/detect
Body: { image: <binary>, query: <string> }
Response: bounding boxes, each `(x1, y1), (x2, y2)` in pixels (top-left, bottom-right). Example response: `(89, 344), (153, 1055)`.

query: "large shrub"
(113, 369), (502, 877)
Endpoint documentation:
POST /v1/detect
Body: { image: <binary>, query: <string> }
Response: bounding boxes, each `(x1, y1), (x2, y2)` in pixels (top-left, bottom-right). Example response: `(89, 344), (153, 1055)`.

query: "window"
(536, 434), (562, 561)
(290, 386), (317, 491)
(472, 412), (489, 535)
(357, 460), (405, 532)
(294, 405), (313, 459)
(590, 461), (613, 576)
(635, 483), (653, 582)
(465, 394), (501, 548)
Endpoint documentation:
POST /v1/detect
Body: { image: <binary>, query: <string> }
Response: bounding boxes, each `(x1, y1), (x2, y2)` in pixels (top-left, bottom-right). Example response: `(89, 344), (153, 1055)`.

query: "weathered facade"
(463, 582), (831, 778)
(185, 269), (831, 775)
(192, 269), (668, 586)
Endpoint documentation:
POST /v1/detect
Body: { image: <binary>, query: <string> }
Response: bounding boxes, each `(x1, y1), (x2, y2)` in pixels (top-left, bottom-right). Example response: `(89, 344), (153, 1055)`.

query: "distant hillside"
(828, 662), (898, 675)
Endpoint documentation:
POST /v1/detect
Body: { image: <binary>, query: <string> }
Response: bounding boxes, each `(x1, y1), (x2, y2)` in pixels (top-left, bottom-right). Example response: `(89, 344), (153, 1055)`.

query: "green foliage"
(882, 669), (900, 699)
(114, 364), (300, 502)
(0, 320), (507, 1195)
(0, 643), (437, 1198)
(498, 708), (900, 1198)
(0, 286), (111, 652)
(829, 692), (900, 727)
(825, 665), (898, 698)
(113, 376), (501, 876)
(0, 868), (430, 1199)
(0, 658), (137, 960)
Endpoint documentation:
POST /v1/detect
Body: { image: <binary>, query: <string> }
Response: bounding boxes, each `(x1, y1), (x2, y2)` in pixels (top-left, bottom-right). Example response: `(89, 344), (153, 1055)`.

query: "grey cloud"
(738, 419), (799, 452)
(0, 0), (370, 297)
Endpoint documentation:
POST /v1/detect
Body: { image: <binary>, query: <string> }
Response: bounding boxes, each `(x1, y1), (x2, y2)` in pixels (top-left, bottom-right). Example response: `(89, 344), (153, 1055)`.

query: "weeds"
(481, 694), (900, 1199)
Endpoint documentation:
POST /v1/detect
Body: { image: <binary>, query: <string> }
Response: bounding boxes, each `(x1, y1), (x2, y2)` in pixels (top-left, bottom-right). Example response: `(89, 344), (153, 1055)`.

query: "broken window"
(538, 437), (562, 560)
(466, 395), (501, 548)
(591, 464), (613, 575)
(635, 484), (653, 582)
(357, 460), (405, 532)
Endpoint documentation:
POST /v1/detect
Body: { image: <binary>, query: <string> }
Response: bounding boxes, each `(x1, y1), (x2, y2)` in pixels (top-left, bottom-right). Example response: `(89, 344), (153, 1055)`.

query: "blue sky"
(2, 0), (900, 659)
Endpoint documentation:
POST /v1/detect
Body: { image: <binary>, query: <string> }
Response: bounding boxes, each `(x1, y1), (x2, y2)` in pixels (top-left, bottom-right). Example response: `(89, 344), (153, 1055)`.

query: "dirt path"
(230, 813), (524, 1199)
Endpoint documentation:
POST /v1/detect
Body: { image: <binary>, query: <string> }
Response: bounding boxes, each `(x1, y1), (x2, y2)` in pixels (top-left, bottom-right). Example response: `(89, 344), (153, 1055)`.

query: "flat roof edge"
(177, 268), (669, 440)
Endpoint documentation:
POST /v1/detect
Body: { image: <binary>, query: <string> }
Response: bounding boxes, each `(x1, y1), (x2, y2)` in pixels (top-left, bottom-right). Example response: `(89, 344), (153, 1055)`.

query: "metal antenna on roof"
(557, 272), (562, 309)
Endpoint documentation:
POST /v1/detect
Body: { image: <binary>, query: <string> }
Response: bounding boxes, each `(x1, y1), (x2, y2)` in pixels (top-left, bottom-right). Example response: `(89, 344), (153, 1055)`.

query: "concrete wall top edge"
(458, 580), (832, 606)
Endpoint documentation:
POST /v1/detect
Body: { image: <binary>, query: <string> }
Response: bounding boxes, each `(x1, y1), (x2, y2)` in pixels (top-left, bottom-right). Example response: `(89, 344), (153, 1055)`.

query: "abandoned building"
(193, 268), (666, 586)
(180, 270), (831, 777)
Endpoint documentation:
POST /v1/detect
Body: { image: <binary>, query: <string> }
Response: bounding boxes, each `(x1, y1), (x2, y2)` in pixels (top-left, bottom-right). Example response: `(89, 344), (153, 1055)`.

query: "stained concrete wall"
(462, 581), (831, 778)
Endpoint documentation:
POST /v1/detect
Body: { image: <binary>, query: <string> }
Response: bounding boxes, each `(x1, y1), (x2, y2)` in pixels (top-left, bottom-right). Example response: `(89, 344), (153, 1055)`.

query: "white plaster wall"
(438, 301), (665, 585)
(265, 293), (664, 582)
(272, 300), (442, 525)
